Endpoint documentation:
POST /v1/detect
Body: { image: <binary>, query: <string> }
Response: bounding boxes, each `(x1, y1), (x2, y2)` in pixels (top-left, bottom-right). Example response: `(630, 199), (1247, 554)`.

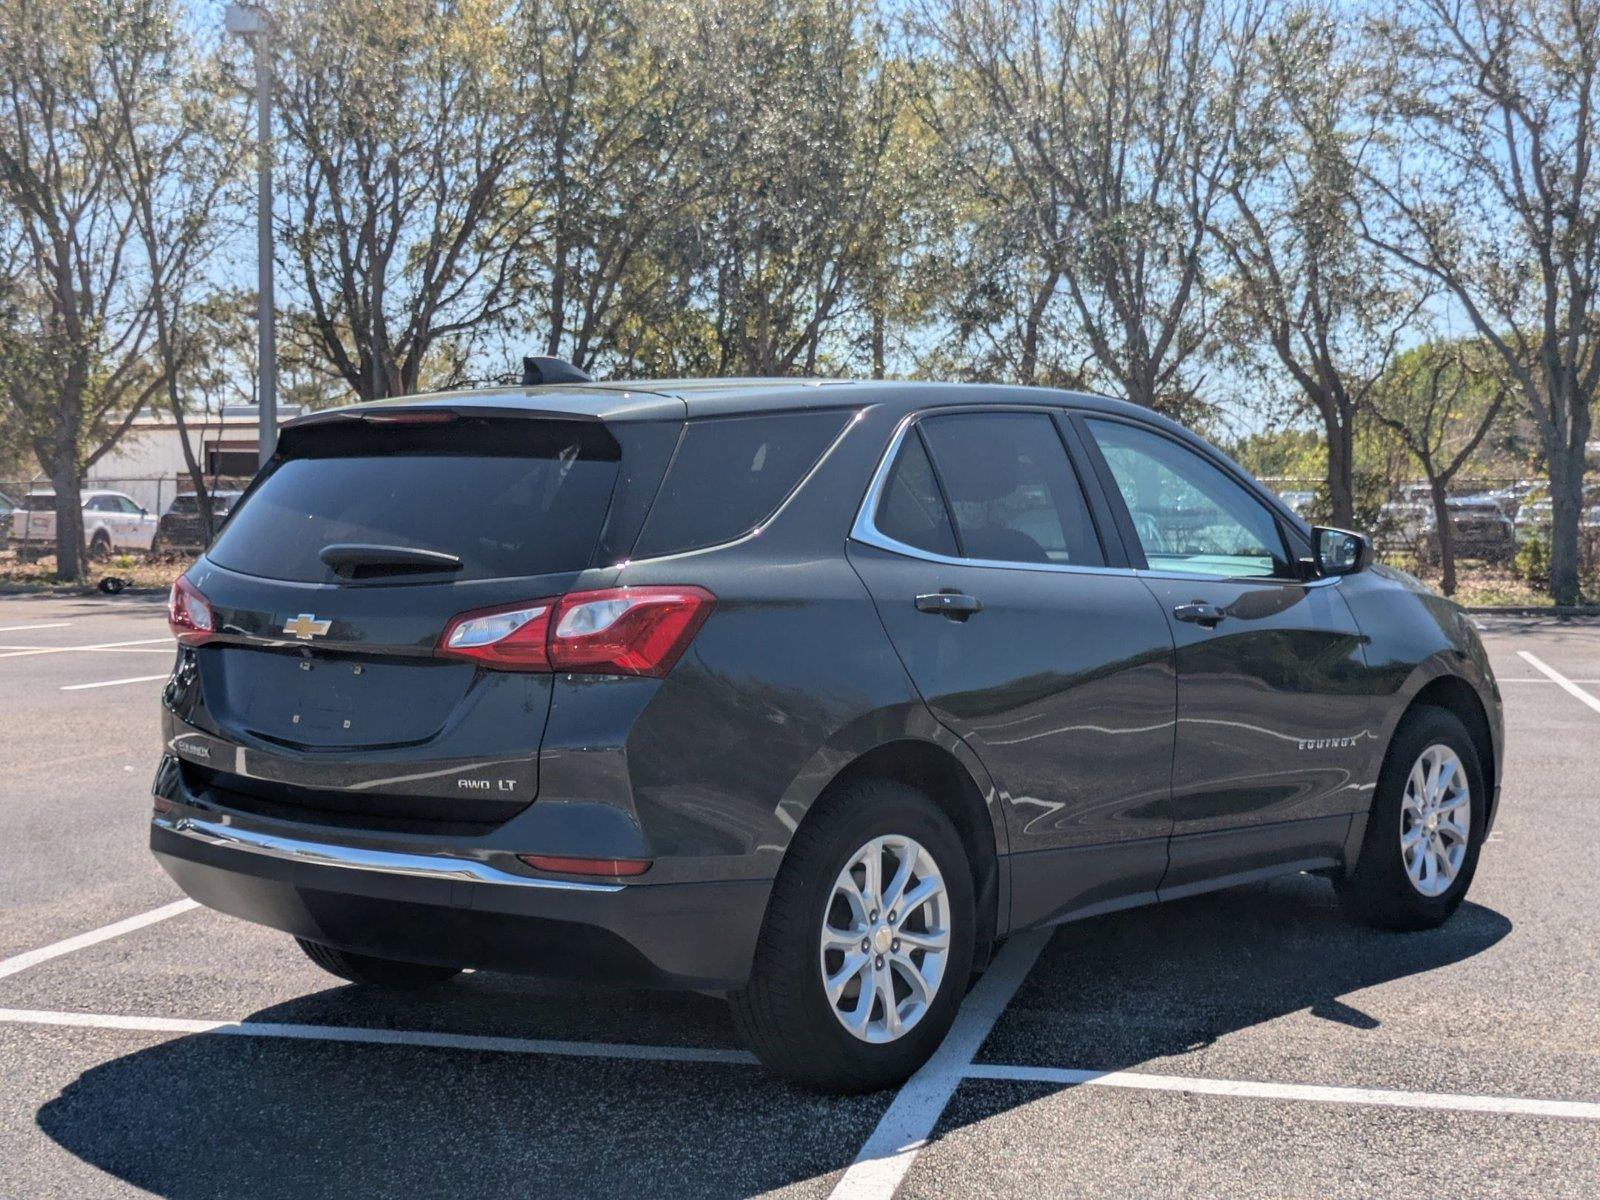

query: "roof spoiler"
(522, 356), (592, 386)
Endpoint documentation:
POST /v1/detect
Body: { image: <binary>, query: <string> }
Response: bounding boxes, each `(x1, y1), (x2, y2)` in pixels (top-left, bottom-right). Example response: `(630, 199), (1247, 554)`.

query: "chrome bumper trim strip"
(153, 814), (625, 893)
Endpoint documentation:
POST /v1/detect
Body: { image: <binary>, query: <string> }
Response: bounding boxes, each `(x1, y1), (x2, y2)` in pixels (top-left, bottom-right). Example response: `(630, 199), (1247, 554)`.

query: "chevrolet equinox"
(151, 364), (1503, 1092)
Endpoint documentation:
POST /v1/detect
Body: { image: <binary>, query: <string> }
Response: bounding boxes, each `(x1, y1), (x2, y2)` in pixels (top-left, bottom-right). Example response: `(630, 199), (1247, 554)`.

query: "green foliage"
(1228, 429), (1326, 481)
(1514, 535), (1549, 592)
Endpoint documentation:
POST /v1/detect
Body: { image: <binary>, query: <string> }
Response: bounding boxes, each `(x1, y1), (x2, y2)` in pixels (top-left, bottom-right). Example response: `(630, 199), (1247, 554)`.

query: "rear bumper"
(150, 813), (769, 991)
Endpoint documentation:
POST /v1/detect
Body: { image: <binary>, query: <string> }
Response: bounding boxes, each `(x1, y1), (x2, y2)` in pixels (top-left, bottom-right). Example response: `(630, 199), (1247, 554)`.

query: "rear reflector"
(518, 854), (652, 878)
(167, 576), (215, 645)
(438, 586), (714, 677)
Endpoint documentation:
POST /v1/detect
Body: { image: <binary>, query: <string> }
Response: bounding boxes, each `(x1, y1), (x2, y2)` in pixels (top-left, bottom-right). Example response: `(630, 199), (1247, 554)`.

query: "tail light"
(438, 586), (714, 677)
(167, 576), (215, 645)
(439, 600), (555, 670)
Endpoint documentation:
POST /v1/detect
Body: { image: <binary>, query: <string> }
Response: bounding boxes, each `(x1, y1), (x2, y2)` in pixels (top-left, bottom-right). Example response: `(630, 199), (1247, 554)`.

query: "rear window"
(21, 495), (54, 511)
(208, 417), (620, 583)
(631, 411), (848, 558)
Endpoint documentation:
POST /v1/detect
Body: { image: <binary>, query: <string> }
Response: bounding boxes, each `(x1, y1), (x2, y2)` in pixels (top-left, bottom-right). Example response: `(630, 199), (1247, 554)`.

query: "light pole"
(225, 3), (277, 469)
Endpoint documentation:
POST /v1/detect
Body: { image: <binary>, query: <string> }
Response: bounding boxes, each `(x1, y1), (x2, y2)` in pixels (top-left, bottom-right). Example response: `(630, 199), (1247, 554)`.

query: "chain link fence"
(1, 475), (249, 562)
(1258, 475), (1600, 590)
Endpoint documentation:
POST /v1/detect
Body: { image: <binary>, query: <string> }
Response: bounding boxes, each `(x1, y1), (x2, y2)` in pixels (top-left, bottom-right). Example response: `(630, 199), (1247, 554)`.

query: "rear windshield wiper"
(318, 543), (463, 579)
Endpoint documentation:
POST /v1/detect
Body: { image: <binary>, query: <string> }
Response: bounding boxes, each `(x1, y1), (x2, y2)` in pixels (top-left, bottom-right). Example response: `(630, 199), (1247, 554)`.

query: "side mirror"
(1313, 526), (1371, 577)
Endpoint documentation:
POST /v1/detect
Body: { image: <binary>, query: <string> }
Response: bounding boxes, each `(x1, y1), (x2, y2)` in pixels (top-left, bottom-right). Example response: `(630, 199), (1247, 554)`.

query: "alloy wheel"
(818, 834), (951, 1044)
(1400, 743), (1472, 898)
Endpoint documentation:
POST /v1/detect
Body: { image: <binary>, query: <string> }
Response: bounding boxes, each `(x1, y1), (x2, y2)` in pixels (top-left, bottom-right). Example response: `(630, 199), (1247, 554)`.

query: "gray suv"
(151, 368), (1503, 1092)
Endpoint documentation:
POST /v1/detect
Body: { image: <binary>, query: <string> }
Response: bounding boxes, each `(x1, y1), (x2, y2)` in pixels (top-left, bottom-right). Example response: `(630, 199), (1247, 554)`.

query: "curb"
(0, 584), (168, 599)
(1464, 605), (1600, 617)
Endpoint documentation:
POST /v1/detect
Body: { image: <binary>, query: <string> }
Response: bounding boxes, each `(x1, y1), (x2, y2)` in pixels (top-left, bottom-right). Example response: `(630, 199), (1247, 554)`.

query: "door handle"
(1172, 600), (1226, 628)
(915, 591), (983, 620)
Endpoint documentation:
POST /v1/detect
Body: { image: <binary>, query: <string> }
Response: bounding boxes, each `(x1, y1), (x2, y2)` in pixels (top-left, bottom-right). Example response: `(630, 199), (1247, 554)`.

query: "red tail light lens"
(167, 576), (215, 645)
(548, 587), (716, 676)
(438, 599), (556, 670)
(518, 854), (653, 878)
(437, 586), (714, 676)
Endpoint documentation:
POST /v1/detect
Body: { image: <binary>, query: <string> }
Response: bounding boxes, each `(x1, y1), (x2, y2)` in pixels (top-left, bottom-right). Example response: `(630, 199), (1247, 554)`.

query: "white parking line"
(964, 1063), (1600, 1122)
(0, 900), (199, 981)
(10, 996), (1590, 1135)
(0, 621), (72, 633)
(0, 637), (170, 660)
(1517, 651), (1600, 715)
(60, 674), (170, 691)
(828, 929), (1052, 1200)
(0, 1007), (758, 1066)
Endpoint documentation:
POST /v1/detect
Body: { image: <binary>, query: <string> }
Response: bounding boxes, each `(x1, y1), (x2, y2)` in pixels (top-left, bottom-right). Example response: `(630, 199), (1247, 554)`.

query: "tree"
(1211, 4), (1421, 526)
(0, 0), (178, 580)
(913, 0), (1254, 411)
(669, 0), (916, 377)
(1369, 341), (1510, 595)
(1363, 0), (1600, 603)
(275, 0), (540, 400)
(512, 0), (707, 374)
(113, 12), (246, 547)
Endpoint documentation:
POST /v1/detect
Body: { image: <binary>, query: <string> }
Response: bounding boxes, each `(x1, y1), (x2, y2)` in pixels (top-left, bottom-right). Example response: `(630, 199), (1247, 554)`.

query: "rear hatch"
(170, 408), (651, 834)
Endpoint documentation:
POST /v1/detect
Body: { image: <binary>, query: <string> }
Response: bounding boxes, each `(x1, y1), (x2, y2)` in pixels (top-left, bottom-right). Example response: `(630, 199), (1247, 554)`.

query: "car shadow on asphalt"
(34, 876), (1511, 1199)
(979, 873), (1514, 1072)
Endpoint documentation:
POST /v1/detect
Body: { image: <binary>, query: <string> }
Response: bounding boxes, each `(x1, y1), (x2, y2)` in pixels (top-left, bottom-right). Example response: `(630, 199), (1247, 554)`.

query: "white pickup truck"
(8, 490), (160, 558)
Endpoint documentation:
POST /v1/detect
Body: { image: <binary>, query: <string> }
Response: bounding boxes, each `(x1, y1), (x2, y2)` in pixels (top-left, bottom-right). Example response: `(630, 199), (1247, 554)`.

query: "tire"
(1335, 706), (1486, 931)
(295, 937), (462, 988)
(87, 530), (111, 561)
(730, 779), (976, 1093)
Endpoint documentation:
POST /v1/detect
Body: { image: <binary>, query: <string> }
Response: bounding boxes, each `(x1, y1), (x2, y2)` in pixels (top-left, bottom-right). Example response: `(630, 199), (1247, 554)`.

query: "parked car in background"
(150, 368), (1503, 1092)
(1515, 492), (1600, 542)
(1277, 490), (1315, 518)
(1383, 486), (1515, 562)
(152, 490), (244, 556)
(0, 490), (14, 522)
(7, 489), (159, 558)
(1475, 482), (1534, 519)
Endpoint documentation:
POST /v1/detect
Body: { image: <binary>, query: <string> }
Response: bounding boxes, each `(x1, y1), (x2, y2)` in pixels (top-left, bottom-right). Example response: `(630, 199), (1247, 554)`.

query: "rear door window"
(632, 410), (848, 558)
(918, 413), (1105, 566)
(208, 417), (621, 583)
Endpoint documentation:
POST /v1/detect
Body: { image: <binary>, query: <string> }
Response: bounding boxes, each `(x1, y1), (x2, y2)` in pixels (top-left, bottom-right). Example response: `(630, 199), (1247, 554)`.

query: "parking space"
(1, 595), (1596, 1197)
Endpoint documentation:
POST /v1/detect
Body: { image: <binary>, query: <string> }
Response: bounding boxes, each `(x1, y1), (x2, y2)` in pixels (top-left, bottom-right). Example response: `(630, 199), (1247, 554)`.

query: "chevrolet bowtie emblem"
(283, 613), (332, 641)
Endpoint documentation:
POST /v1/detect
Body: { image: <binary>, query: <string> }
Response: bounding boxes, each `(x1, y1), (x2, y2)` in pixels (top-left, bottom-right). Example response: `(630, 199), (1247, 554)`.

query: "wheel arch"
(1404, 674), (1497, 827)
(820, 738), (1002, 973)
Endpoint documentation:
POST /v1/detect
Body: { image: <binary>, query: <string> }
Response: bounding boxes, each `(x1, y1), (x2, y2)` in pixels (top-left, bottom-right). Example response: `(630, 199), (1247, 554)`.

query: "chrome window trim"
(850, 407), (1341, 589)
(153, 812), (626, 893)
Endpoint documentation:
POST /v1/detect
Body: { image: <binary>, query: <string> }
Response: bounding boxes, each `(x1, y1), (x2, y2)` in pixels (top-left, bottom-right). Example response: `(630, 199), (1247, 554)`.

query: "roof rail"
(521, 356), (592, 386)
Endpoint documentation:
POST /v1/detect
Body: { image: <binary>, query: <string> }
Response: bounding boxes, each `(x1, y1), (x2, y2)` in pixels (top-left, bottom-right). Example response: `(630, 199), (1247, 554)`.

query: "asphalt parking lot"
(0, 593), (1596, 1198)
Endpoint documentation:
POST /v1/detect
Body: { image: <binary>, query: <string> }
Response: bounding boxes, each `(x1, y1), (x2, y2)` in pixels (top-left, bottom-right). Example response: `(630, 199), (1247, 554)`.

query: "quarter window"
(1087, 419), (1293, 579)
(918, 413), (1104, 567)
(874, 430), (959, 557)
(633, 411), (848, 558)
